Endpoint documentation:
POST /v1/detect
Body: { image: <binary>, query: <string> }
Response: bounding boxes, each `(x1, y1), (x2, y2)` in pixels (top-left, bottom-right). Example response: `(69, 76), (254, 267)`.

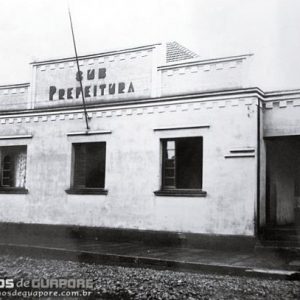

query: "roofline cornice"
(264, 89), (300, 101)
(31, 44), (161, 66)
(0, 83), (30, 89)
(158, 54), (254, 70)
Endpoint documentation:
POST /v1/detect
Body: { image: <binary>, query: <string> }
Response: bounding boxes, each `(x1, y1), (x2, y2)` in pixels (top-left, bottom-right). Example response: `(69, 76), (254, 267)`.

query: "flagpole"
(68, 7), (90, 131)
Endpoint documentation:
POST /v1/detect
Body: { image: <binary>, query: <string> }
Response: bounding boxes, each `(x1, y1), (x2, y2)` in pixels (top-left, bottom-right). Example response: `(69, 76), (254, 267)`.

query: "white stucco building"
(0, 42), (299, 248)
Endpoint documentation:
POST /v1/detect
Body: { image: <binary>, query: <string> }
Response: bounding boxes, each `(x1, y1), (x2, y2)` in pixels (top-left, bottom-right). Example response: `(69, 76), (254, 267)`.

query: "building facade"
(0, 42), (299, 245)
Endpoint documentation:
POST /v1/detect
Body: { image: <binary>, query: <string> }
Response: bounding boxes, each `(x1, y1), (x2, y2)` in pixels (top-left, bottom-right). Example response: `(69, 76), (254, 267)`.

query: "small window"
(68, 142), (107, 194)
(0, 146), (28, 193)
(155, 137), (206, 197)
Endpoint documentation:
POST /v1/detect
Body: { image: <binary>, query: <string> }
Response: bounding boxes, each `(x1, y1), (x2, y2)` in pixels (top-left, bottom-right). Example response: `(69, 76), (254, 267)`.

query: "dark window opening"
(2, 155), (12, 187)
(72, 142), (106, 189)
(162, 137), (203, 190)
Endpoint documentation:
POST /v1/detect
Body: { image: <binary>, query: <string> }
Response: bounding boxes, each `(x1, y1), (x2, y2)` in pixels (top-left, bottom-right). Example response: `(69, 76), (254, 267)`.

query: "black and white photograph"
(0, 0), (299, 299)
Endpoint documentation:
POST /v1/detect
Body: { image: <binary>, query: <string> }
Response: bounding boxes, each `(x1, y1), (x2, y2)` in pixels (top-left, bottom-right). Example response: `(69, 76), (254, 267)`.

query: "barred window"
(0, 146), (27, 191)
(162, 137), (203, 190)
(154, 137), (206, 197)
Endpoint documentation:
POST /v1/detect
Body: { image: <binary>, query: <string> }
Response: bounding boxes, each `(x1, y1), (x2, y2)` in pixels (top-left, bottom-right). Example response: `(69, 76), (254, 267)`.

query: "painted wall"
(30, 49), (253, 109)
(0, 95), (257, 236)
(264, 96), (300, 137)
(0, 45), (261, 235)
(159, 55), (253, 97)
(30, 45), (160, 109)
(0, 84), (29, 111)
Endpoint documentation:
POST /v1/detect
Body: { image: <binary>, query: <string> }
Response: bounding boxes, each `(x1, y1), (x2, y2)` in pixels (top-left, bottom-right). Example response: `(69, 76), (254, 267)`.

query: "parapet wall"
(0, 43), (254, 112)
(0, 83), (29, 112)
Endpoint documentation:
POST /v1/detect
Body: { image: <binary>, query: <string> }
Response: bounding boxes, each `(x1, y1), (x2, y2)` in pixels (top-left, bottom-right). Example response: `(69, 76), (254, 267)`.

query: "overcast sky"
(0, 0), (300, 91)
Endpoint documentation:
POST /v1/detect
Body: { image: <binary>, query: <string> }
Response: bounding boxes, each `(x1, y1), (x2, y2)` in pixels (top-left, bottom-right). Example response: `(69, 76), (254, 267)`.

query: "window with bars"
(0, 146), (27, 192)
(156, 137), (205, 196)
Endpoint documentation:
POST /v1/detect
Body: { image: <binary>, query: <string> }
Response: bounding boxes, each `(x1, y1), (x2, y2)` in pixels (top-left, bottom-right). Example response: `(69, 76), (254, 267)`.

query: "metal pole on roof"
(68, 7), (90, 131)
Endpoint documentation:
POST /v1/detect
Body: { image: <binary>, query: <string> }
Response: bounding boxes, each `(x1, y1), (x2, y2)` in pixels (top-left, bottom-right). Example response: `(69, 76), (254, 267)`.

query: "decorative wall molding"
(224, 147), (255, 158)
(264, 98), (300, 109)
(225, 154), (255, 158)
(158, 54), (252, 71)
(0, 86), (29, 95)
(35, 49), (151, 72)
(0, 97), (257, 126)
(230, 148), (255, 153)
(67, 130), (112, 136)
(153, 125), (210, 131)
(161, 60), (241, 77)
(0, 134), (33, 140)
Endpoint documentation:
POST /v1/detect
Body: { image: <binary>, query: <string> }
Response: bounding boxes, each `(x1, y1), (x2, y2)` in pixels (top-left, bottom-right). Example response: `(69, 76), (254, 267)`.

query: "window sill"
(154, 189), (207, 197)
(65, 188), (108, 195)
(0, 188), (28, 194)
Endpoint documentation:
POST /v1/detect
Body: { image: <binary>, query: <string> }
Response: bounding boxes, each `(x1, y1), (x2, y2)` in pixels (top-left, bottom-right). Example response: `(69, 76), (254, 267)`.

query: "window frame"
(155, 136), (206, 197)
(66, 141), (108, 195)
(0, 145), (28, 194)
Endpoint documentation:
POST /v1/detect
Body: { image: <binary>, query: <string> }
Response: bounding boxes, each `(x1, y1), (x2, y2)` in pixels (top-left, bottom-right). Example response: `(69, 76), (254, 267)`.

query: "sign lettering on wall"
(49, 67), (134, 101)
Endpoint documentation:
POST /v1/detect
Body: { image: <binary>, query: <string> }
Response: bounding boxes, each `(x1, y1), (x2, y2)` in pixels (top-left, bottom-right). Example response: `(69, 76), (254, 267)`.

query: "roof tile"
(166, 41), (199, 63)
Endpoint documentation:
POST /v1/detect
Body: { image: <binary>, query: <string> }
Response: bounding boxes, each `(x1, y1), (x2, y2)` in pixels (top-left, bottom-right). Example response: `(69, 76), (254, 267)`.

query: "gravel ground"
(0, 255), (299, 299)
